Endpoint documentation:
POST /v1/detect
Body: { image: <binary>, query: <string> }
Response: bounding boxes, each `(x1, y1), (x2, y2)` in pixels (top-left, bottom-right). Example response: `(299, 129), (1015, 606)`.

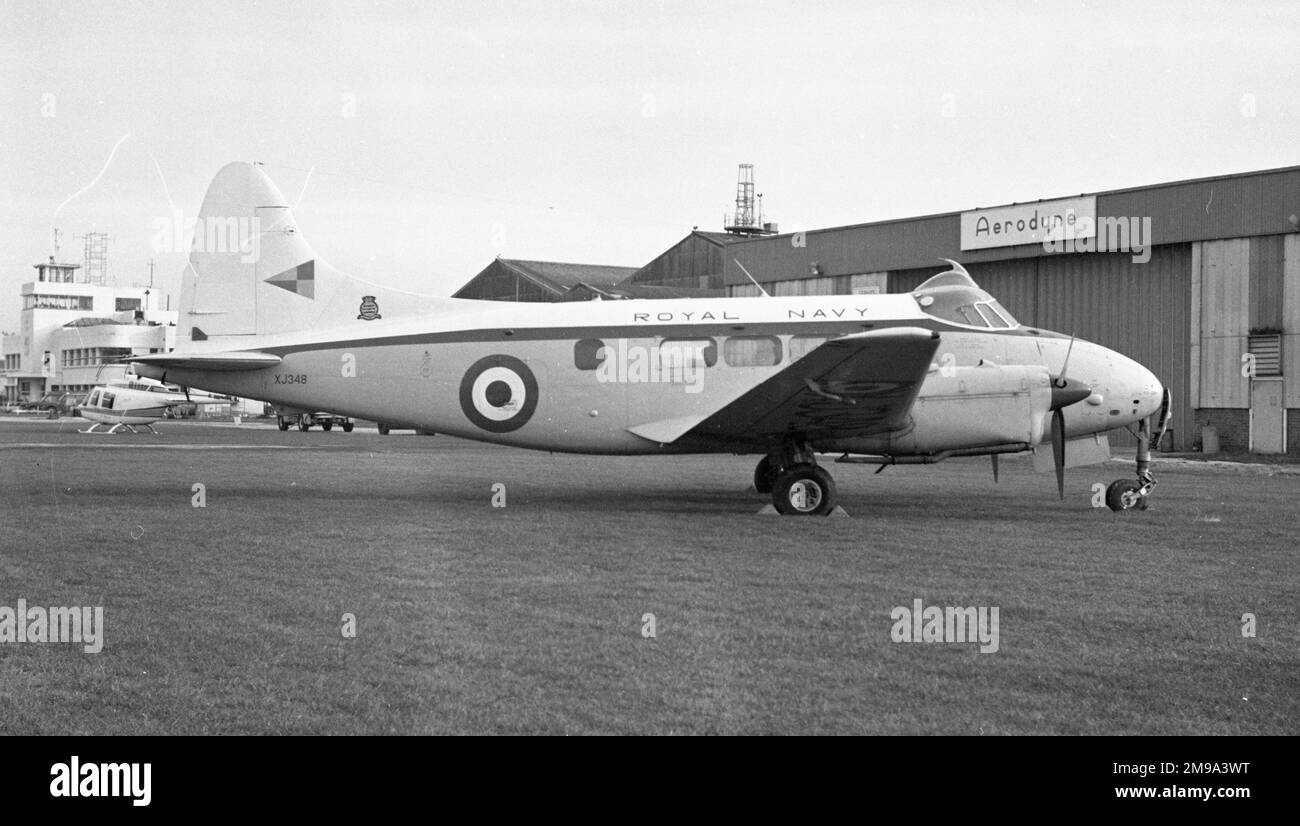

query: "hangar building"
(452, 259), (638, 302)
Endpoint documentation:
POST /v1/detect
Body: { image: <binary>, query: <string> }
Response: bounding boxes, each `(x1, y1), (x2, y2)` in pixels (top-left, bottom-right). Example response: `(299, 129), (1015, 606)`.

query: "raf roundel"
(459, 355), (539, 433)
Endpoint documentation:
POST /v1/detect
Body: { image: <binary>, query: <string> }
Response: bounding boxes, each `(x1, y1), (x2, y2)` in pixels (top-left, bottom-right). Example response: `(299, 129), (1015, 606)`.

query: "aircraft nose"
(1122, 356), (1164, 420)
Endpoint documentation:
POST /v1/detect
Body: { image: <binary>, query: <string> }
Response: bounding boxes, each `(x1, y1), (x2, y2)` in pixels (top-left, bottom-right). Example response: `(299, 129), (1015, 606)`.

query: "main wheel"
(298, 420), (310, 432)
(1105, 479), (1144, 512)
(753, 455), (780, 494)
(322, 421), (333, 432)
(277, 418), (289, 431)
(377, 423), (390, 435)
(771, 464), (837, 516)
(342, 422), (354, 433)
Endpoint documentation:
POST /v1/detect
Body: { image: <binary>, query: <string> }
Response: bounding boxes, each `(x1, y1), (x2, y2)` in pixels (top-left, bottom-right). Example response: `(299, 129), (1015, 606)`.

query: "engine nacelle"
(829, 362), (1053, 454)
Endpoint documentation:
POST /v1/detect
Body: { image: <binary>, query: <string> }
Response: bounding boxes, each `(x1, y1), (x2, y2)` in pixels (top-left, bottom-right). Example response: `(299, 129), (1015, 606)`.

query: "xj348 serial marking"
(129, 161), (1170, 515)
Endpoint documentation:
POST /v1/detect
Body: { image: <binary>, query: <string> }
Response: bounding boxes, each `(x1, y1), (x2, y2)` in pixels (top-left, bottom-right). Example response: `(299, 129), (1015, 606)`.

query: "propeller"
(1051, 407), (1066, 499)
(1047, 335), (1087, 499)
(1150, 386), (1172, 450)
(1047, 374), (1091, 500)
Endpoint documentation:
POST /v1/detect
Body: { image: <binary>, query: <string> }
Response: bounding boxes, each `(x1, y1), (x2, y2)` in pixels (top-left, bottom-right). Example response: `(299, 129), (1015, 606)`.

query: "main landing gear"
(754, 443), (838, 516)
(1105, 418), (1158, 512)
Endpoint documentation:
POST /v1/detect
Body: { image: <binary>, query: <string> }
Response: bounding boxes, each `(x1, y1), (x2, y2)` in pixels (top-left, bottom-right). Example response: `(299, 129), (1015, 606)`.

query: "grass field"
(1, 418), (1297, 734)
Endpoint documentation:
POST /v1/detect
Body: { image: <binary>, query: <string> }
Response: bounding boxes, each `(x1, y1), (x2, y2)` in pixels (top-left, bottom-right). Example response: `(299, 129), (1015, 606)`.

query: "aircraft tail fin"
(178, 162), (452, 351)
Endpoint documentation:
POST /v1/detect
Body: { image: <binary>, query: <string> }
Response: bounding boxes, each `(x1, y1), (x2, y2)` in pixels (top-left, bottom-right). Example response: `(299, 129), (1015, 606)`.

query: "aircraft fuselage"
(140, 293), (1163, 457)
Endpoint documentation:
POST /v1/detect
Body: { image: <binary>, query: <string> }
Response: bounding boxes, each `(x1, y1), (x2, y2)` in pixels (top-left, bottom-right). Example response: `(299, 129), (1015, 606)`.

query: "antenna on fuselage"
(939, 258), (972, 278)
(1056, 334), (1076, 387)
(734, 258), (771, 298)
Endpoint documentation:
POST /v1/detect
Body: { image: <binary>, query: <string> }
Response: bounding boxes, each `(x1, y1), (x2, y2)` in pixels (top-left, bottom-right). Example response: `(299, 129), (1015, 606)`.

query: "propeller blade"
(1057, 334), (1076, 385)
(991, 453), (999, 484)
(1151, 385), (1171, 450)
(1052, 408), (1066, 499)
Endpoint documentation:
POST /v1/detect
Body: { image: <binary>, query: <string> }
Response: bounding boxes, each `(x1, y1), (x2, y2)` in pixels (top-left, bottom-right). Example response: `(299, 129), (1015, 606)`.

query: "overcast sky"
(1, 0), (1296, 332)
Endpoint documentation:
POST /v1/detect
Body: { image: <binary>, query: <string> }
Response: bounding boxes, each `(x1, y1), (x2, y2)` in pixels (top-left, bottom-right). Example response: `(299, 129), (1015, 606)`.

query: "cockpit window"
(984, 300), (1015, 328)
(975, 302), (1013, 329)
(913, 267), (1018, 329)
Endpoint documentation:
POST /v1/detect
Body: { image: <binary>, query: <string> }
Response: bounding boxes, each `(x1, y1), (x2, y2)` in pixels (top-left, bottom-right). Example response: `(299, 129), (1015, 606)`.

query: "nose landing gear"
(1105, 418), (1157, 512)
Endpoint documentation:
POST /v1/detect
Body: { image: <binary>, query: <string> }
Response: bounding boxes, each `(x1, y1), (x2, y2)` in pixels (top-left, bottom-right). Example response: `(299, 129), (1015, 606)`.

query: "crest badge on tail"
(357, 296), (381, 321)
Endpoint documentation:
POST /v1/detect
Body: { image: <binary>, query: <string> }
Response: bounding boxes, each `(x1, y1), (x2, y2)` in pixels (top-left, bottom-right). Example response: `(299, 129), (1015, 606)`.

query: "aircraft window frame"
(101, 392), (115, 409)
(658, 338), (717, 369)
(955, 304), (987, 327)
(974, 303), (1008, 329)
(722, 335), (783, 367)
(574, 338), (606, 371)
(913, 288), (1020, 331)
(986, 300), (1017, 328)
(788, 335), (829, 362)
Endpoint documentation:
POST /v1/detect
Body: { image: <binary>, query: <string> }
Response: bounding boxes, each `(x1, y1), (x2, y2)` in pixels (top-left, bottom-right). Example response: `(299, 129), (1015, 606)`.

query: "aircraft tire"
(378, 423), (390, 435)
(342, 422), (354, 433)
(754, 456), (779, 494)
(771, 464), (836, 516)
(277, 418), (289, 431)
(1105, 479), (1143, 512)
(298, 420), (310, 432)
(322, 421), (333, 432)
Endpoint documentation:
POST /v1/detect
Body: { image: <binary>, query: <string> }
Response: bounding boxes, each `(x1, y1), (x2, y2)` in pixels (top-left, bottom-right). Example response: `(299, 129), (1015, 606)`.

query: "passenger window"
(788, 335), (828, 362)
(574, 338), (606, 370)
(659, 338), (716, 370)
(723, 336), (782, 367)
(101, 392), (115, 409)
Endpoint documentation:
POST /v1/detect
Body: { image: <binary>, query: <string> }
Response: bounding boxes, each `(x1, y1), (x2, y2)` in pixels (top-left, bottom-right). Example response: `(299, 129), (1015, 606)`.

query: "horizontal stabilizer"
(125, 352), (282, 372)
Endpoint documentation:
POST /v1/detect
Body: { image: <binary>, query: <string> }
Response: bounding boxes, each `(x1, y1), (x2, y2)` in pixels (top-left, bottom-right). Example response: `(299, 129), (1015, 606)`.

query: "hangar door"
(1250, 379), (1285, 453)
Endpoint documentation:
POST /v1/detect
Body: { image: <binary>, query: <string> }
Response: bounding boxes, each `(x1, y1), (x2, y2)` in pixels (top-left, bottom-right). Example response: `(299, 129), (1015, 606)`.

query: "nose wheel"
(1106, 419), (1157, 512)
(1105, 477), (1150, 511)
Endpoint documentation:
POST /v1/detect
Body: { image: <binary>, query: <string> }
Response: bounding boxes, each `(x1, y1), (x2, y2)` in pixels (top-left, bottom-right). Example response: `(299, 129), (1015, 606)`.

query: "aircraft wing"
(125, 352), (282, 371)
(676, 326), (940, 444)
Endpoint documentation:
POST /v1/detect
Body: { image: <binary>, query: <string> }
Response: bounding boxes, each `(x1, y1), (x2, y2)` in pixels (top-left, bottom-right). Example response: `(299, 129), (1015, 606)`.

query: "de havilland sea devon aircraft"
(129, 162), (1170, 515)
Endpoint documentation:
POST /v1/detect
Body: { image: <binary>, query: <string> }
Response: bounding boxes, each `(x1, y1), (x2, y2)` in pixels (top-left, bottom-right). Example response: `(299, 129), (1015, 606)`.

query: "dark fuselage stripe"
(260, 319), (1070, 357)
